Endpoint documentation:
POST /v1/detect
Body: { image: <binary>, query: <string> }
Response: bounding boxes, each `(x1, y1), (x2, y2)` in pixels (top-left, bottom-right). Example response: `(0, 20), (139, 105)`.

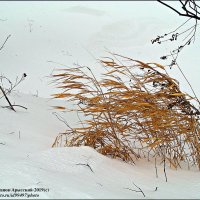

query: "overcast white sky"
(0, 1), (200, 99)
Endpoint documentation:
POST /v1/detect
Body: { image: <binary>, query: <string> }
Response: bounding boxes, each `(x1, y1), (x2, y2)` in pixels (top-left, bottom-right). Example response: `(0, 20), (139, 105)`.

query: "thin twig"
(0, 34), (11, 51)
(132, 182), (146, 197)
(155, 157), (158, 178)
(155, 1), (200, 64)
(0, 74), (26, 99)
(170, 52), (200, 106)
(2, 105), (27, 110)
(0, 85), (16, 112)
(12, 105), (27, 110)
(52, 112), (73, 130)
(76, 163), (94, 173)
(163, 156), (168, 182)
(124, 181), (146, 198)
(161, 145), (168, 182)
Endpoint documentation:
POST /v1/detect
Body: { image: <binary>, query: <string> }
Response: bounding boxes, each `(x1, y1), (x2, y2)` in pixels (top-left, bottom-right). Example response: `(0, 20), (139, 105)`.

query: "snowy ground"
(1, 1), (200, 199)
(0, 92), (200, 199)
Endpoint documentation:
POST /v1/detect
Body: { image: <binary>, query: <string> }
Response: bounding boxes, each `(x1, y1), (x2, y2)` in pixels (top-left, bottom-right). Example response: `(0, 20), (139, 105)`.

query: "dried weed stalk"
(51, 54), (200, 169)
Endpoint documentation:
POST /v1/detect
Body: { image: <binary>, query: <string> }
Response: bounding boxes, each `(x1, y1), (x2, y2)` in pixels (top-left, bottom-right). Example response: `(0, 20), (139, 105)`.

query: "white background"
(0, 1), (200, 98)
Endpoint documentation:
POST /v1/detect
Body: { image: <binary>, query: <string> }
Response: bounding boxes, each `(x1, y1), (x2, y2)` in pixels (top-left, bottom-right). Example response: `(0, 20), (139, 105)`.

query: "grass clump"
(51, 53), (200, 169)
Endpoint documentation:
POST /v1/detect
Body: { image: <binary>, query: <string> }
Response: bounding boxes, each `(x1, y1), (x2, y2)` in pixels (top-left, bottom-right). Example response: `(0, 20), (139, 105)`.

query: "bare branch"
(158, 0), (187, 17)
(153, 1), (200, 66)
(157, 0), (200, 20)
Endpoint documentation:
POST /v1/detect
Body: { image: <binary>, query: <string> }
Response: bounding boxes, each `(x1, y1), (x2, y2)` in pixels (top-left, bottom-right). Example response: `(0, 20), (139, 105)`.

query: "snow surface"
(1, 1), (200, 98)
(1, 1), (200, 199)
(0, 92), (200, 199)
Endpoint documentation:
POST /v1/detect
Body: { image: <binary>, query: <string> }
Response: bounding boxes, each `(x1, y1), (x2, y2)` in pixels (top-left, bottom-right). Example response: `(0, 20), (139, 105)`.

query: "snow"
(0, 92), (200, 199)
(1, 1), (200, 98)
(1, 1), (200, 199)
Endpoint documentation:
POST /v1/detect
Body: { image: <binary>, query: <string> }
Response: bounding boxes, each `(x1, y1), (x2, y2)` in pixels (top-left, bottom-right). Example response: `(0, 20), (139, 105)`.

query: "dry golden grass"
(51, 53), (200, 169)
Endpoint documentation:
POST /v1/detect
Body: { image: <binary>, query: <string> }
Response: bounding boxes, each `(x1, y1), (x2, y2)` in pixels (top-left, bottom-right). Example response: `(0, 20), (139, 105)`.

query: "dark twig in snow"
(0, 85), (16, 112)
(52, 112), (73, 131)
(161, 145), (168, 182)
(76, 163), (94, 173)
(0, 34), (11, 51)
(2, 105), (28, 110)
(163, 156), (168, 182)
(12, 105), (27, 110)
(155, 157), (158, 178)
(124, 181), (146, 197)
